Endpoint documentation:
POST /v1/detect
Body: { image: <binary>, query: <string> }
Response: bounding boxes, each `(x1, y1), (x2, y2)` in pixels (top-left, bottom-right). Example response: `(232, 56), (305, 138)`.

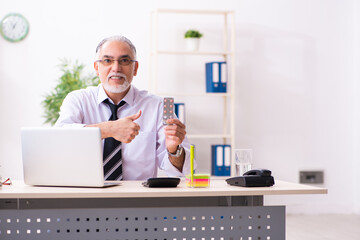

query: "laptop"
(21, 127), (120, 188)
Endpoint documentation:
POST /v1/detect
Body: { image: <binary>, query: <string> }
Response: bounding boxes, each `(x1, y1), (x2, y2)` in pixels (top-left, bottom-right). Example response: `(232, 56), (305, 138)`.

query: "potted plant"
(42, 59), (99, 125)
(184, 29), (203, 51)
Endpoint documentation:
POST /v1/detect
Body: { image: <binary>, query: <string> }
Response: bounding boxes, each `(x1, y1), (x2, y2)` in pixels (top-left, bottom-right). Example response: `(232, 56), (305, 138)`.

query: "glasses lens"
(100, 59), (113, 66)
(119, 58), (132, 66)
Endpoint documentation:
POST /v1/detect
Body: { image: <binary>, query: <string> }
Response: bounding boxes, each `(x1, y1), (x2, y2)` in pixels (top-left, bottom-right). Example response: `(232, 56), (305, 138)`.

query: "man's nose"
(111, 60), (122, 71)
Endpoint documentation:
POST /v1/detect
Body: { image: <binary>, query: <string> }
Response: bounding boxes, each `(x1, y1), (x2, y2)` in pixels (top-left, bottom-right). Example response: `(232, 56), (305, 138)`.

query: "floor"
(286, 214), (360, 240)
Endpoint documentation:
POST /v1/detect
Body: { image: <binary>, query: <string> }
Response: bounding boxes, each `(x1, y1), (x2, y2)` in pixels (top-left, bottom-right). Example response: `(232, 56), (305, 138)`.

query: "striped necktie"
(103, 99), (126, 180)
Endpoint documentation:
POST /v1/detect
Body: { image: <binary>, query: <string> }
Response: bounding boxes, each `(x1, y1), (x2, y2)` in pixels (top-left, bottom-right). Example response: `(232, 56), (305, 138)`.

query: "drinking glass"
(234, 149), (253, 176)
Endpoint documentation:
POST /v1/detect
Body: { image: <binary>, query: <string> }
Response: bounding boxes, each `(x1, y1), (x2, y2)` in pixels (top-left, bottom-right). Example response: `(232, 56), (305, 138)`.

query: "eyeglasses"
(96, 58), (137, 66)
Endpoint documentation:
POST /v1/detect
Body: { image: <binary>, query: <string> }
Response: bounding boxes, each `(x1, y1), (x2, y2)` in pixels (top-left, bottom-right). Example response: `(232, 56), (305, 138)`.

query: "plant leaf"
(42, 59), (100, 125)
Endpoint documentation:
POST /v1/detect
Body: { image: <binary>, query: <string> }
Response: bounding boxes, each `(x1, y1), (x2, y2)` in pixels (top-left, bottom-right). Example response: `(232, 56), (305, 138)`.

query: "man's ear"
(94, 61), (100, 76)
(133, 61), (139, 76)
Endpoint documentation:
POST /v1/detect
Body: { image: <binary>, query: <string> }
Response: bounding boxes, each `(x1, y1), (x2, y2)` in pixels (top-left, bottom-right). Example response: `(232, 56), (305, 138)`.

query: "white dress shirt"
(55, 84), (192, 180)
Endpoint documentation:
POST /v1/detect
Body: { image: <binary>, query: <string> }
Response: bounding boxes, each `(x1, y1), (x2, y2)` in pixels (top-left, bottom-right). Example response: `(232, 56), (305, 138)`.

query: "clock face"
(0, 13), (29, 42)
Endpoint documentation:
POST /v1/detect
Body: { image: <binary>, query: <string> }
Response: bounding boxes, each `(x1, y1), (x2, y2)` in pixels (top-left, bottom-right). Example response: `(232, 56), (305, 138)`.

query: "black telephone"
(226, 169), (275, 187)
(142, 177), (180, 188)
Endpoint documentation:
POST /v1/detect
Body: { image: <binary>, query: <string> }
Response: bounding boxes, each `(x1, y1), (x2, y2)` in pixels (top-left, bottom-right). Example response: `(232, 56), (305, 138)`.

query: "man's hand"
(87, 110), (142, 143)
(164, 118), (186, 153)
(165, 118), (186, 172)
(110, 110), (142, 143)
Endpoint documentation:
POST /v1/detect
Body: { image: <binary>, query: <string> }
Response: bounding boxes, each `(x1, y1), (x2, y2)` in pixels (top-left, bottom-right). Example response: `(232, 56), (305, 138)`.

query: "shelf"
(187, 134), (232, 139)
(150, 9), (237, 175)
(153, 50), (232, 56)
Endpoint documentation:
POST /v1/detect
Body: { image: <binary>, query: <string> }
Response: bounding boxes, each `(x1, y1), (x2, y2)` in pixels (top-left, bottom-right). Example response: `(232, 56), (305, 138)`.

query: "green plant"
(42, 58), (99, 125)
(184, 29), (203, 38)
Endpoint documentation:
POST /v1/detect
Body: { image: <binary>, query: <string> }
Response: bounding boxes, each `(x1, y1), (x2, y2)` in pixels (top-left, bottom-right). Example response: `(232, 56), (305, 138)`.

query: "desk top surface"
(0, 179), (327, 199)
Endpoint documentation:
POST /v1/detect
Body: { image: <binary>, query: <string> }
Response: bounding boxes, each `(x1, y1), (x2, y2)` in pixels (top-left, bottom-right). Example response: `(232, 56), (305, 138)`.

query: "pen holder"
(185, 174), (210, 188)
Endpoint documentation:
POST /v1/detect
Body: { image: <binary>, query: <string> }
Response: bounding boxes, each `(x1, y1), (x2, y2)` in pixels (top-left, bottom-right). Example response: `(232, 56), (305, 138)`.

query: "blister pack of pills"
(163, 97), (174, 125)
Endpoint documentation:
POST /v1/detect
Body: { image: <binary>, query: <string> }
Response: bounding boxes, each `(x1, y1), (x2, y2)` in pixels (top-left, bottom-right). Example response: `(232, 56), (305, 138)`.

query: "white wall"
(0, 0), (358, 214)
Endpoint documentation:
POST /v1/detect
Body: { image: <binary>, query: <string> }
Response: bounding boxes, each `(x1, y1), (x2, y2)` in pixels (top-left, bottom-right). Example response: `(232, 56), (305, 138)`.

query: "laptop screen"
(21, 127), (107, 187)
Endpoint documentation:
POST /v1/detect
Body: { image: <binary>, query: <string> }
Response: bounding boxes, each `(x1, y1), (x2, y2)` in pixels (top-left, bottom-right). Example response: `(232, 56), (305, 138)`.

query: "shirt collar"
(122, 85), (135, 106)
(97, 84), (135, 106)
(97, 84), (109, 104)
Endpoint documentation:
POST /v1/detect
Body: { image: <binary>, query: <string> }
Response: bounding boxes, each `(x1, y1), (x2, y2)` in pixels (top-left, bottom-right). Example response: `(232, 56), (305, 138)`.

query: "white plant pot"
(185, 38), (200, 51)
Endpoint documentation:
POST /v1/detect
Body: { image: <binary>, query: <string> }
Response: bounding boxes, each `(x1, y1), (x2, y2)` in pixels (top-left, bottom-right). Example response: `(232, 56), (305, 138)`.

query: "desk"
(0, 179), (327, 240)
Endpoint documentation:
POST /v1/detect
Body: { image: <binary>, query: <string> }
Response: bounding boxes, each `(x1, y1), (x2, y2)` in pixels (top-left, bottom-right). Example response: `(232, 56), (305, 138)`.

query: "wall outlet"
(299, 171), (324, 184)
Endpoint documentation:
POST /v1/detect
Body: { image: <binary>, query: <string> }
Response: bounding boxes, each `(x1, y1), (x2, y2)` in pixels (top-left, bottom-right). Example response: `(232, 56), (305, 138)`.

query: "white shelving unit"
(149, 9), (236, 176)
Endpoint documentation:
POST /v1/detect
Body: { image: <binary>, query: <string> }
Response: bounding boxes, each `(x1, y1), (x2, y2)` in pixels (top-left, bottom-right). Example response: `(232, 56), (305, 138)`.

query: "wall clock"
(0, 13), (29, 42)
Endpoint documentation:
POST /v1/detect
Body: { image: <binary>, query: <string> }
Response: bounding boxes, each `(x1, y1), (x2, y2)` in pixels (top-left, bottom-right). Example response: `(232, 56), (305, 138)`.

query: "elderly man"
(56, 36), (192, 180)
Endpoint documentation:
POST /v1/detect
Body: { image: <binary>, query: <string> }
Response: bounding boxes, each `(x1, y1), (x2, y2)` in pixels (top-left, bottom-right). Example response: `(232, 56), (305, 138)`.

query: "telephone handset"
(243, 169), (272, 177)
(226, 169), (275, 187)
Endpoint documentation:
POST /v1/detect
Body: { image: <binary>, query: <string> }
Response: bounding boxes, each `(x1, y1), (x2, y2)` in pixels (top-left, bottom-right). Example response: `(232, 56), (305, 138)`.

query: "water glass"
(234, 149), (253, 176)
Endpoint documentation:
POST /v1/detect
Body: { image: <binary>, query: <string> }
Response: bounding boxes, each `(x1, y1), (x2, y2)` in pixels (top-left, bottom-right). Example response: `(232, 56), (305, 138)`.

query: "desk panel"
(0, 205), (285, 240)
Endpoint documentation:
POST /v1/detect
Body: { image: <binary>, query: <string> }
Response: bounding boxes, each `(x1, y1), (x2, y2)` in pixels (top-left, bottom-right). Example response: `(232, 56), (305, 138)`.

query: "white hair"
(95, 35), (137, 59)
